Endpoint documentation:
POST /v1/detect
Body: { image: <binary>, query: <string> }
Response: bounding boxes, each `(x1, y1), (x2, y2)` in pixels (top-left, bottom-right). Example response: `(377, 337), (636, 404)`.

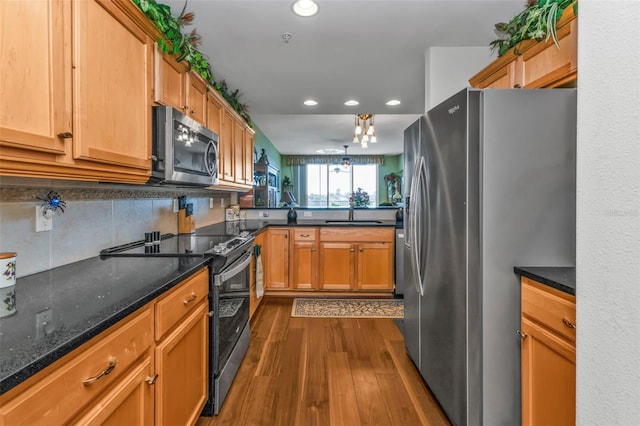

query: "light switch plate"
(173, 199), (179, 213)
(209, 198), (214, 208)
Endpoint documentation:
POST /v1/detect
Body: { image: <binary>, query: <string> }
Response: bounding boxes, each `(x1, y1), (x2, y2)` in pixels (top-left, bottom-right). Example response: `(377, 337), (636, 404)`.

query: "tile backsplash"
(0, 182), (232, 277)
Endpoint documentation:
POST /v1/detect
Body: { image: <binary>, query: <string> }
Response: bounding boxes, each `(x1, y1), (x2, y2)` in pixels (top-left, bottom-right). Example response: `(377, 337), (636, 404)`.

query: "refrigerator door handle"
(412, 156), (426, 296)
(418, 158), (430, 296)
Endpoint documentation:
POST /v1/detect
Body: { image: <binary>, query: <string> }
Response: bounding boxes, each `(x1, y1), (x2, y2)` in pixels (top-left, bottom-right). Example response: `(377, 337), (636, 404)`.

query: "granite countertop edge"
(514, 266), (576, 296)
(0, 258), (210, 395)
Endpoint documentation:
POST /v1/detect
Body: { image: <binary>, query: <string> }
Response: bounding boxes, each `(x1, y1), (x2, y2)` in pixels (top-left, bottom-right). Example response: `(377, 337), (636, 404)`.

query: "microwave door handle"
(205, 140), (218, 177)
(214, 250), (252, 286)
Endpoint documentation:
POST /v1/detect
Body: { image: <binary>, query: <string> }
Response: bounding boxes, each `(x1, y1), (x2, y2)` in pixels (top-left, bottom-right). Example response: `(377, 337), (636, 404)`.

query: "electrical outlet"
(35, 206), (53, 232)
(209, 198), (214, 209)
(303, 211), (312, 217)
(260, 211), (269, 218)
(220, 198), (224, 208)
(173, 199), (179, 213)
(35, 308), (55, 339)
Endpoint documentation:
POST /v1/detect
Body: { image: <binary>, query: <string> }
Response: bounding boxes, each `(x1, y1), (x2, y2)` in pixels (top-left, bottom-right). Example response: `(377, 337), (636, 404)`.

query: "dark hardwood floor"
(197, 297), (450, 426)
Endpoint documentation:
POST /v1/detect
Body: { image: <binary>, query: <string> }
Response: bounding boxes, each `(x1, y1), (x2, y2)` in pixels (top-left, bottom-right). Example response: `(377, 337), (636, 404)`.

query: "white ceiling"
(163, 0), (524, 155)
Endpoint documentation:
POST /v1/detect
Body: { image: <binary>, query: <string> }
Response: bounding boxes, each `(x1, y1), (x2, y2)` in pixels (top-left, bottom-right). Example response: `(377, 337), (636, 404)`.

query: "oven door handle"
(214, 250), (252, 287)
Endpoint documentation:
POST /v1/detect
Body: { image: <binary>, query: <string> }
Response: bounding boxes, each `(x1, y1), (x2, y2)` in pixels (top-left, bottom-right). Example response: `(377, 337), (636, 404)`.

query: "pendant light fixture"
(341, 145), (351, 168)
(352, 114), (377, 148)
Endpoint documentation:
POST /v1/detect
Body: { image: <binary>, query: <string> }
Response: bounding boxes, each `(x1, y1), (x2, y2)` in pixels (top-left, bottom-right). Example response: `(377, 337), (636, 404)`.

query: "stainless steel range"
(100, 230), (254, 415)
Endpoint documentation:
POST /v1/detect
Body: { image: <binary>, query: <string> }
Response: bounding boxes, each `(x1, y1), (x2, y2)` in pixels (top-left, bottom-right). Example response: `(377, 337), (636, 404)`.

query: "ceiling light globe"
(292, 0), (318, 17)
(355, 125), (362, 135)
(371, 135), (377, 143)
(361, 134), (369, 143)
(367, 125), (375, 136)
(352, 135), (360, 143)
(361, 141), (368, 148)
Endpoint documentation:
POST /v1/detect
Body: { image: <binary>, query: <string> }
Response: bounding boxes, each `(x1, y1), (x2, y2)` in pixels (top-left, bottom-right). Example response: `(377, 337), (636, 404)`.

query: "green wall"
(253, 125), (282, 174)
(378, 154), (403, 205)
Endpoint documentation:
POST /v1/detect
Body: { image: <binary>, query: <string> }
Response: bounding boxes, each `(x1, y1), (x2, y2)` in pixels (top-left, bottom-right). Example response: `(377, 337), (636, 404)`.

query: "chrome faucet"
(348, 204), (354, 221)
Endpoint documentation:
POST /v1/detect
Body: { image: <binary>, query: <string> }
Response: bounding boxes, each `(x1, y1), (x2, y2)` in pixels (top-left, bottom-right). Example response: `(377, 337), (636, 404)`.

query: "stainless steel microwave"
(150, 106), (219, 186)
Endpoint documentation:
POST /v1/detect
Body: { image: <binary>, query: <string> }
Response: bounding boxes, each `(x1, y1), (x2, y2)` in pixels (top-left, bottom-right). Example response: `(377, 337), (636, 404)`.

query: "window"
(306, 164), (377, 207)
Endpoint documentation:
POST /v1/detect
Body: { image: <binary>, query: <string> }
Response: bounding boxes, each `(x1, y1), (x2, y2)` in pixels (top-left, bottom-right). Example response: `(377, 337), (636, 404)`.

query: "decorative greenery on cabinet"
(132, 0), (252, 125)
(491, 0), (577, 56)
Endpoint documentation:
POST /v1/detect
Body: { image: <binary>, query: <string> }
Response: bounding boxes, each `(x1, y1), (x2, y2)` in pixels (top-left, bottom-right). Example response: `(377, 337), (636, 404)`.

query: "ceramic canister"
(0, 252), (17, 317)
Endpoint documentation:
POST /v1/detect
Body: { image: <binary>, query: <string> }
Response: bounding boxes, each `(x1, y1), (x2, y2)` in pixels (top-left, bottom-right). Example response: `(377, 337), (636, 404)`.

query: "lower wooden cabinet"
(520, 276), (576, 426)
(155, 301), (209, 426)
(71, 355), (154, 425)
(265, 228), (290, 290)
(260, 226), (395, 294)
(0, 267), (209, 425)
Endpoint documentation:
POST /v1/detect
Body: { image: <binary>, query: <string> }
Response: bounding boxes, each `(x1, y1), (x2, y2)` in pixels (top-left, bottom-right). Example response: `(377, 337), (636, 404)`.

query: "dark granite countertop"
(197, 219), (399, 236)
(0, 255), (210, 394)
(1, 219), (401, 395)
(514, 266), (576, 295)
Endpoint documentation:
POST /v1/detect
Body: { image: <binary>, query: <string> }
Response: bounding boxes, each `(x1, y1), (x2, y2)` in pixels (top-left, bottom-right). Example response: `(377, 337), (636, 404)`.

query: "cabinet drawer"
(319, 227), (394, 242)
(155, 268), (209, 340)
(293, 228), (317, 241)
(0, 306), (153, 425)
(521, 277), (576, 342)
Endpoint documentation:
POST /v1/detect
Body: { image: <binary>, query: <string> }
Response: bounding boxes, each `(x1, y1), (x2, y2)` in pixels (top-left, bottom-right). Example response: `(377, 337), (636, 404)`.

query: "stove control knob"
(212, 244), (225, 253)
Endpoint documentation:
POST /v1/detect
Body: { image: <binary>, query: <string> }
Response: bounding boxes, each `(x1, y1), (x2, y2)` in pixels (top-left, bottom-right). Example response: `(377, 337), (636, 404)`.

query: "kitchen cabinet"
(220, 109), (235, 182)
(318, 227), (394, 291)
(520, 276), (576, 426)
(265, 228), (290, 290)
(469, 7), (577, 89)
(215, 102), (254, 189)
(250, 231), (265, 319)
(0, 267), (209, 425)
(291, 228), (319, 290)
(0, 0), (153, 184)
(154, 50), (208, 126)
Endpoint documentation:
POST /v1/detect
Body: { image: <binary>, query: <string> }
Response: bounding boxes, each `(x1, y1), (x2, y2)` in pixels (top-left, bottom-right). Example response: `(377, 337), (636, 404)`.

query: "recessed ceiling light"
(385, 99), (401, 106)
(303, 99), (318, 106)
(344, 100), (359, 106)
(292, 0), (318, 17)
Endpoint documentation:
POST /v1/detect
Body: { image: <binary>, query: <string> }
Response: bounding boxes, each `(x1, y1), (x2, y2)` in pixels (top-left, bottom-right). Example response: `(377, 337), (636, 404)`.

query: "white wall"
(425, 47), (494, 109)
(576, 1), (640, 424)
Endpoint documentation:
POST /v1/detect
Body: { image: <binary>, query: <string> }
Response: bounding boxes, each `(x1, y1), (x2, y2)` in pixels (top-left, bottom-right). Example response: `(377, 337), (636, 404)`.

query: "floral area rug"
(291, 298), (403, 318)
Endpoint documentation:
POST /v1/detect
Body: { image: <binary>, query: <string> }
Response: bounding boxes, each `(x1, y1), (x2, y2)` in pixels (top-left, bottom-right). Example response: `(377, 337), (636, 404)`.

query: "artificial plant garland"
(132, 0), (252, 126)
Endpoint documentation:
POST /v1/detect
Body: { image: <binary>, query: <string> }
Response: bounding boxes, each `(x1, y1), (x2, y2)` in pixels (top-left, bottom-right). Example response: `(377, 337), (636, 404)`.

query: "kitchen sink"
(324, 220), (383, 225)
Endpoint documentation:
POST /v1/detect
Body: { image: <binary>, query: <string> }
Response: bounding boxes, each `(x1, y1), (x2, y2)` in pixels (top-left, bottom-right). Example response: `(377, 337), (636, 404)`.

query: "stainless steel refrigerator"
(403, 88), (576, 426)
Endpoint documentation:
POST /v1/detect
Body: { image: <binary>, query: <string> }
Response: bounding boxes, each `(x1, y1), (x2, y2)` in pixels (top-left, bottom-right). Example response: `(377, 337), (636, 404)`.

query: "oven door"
(213, 250), (251, 376)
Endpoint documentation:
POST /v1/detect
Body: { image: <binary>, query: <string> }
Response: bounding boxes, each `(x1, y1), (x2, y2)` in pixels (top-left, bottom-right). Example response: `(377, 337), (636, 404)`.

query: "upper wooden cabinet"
(220, 109), (235, 182)
(154, 51), (208, 125)
(470, 7), (577, 89)
(0, 0), (153, 184)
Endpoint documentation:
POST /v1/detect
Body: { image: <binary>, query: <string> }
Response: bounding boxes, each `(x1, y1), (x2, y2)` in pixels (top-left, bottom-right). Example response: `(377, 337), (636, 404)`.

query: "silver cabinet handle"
(83, 358), (117, 385)
(145, 374), (158, 385)
(183, 292), (197, 304)
(562, 318), (576, 329)
(516, 330), (528, 339)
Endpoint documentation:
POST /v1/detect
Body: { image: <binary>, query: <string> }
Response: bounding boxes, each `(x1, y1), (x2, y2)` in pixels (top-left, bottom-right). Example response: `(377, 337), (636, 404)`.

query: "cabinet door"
(220, 110), (235, 182)
(356, 242), (394, 291)
(291, 241), (318, 290)
(318, 242), (354, 290)
(521, 317), (575, 426)
(206, 93), (223, 137)
(73, 0), (152, 170)
(155, 301), (208, 426)
(71, 355), (154, 425)
(1, 0), (70, 156)
(243, 131), (254, 185)
(185, 72), (207, 125)
(265, 228), (289, 289)
(154, 50), (187, 111)
(233, 120), (245, 184)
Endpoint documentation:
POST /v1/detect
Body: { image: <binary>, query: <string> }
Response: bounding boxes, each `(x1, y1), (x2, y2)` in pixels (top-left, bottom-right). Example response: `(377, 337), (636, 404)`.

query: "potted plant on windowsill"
(490, 0), (578, 57)
(349, 188), (370, 208)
